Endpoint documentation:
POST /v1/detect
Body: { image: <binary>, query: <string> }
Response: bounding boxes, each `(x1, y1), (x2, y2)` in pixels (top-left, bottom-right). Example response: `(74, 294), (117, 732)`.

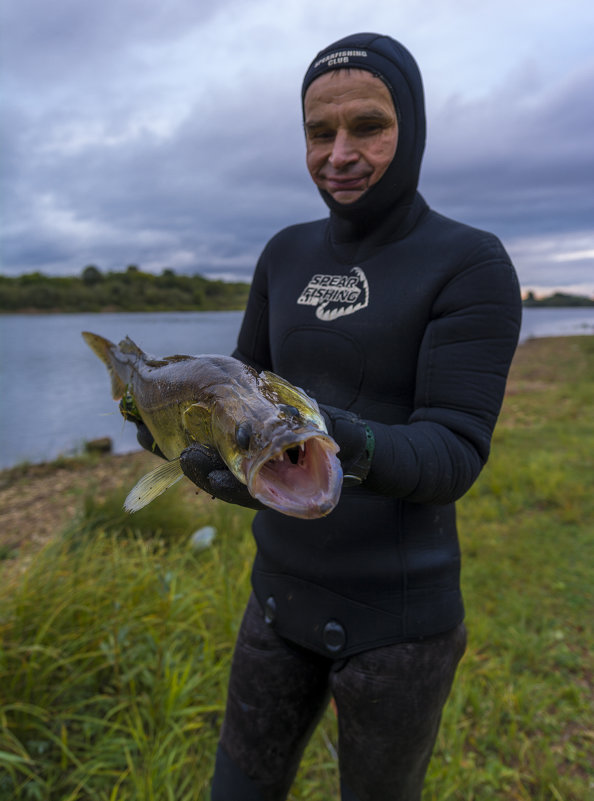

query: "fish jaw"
(245, 430), (343, 519)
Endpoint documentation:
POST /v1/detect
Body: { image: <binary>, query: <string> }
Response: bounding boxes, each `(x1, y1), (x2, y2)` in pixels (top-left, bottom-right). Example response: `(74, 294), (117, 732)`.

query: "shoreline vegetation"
(0, 265), (250, 314)
(0, 336), (593, 800)
(1, 266), (593, 313)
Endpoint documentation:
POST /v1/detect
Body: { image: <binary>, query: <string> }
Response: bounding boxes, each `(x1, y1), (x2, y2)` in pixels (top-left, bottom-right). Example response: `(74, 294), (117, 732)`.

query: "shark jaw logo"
(297, 267), (369, 321)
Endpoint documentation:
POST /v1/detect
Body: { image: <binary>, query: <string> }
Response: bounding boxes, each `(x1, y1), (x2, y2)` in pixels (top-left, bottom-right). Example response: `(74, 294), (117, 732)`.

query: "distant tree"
(19, 271), (46, 284)
(158, 268), (178, 288)
(82, 265), (103, 285)
(0, 267), (250, 312)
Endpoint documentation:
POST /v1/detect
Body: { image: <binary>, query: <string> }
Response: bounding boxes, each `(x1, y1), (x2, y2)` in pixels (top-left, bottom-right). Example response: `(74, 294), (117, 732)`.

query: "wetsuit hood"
(302, 33), (426, 230)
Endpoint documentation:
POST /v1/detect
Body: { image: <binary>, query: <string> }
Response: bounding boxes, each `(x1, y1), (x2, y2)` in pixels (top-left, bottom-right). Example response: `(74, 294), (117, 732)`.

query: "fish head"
(211, 371), (343, 519)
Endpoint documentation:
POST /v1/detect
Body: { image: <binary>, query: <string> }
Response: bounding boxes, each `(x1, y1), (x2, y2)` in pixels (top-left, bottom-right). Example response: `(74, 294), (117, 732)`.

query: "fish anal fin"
(124, 459), (184, 513)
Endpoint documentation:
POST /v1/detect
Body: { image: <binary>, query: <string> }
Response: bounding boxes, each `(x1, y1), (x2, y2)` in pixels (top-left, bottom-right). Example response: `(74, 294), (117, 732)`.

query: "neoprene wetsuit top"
(232, 34), (523, 658)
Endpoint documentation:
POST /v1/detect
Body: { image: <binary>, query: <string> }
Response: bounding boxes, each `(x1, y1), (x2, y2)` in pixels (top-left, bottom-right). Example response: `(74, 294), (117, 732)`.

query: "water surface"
(0, 311), (242, 468)
(1, 307), (593, 469)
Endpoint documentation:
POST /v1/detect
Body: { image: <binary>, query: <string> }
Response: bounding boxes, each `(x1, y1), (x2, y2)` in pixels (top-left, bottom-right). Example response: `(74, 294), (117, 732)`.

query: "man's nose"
(328, 130), (358, 169)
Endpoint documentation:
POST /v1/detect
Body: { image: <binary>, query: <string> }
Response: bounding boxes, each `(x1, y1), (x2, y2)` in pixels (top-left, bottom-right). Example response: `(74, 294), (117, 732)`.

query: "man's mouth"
(326, 175), (368, 190)
(322, 173), (372, 196)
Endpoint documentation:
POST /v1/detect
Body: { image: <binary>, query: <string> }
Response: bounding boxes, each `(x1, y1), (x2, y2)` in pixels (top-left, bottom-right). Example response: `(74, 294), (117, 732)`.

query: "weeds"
(0, 337), (592, 800)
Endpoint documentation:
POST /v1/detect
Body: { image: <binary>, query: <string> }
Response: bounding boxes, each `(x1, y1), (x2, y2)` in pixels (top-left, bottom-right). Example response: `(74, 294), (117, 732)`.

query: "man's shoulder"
(422, 206), (497, 238)
(420, 207), (509, 261)
(265, 218), (327, 250)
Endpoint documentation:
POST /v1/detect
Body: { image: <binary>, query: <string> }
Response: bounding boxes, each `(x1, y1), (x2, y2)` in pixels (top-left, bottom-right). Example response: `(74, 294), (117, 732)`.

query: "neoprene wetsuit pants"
(210, 594), (466, 801)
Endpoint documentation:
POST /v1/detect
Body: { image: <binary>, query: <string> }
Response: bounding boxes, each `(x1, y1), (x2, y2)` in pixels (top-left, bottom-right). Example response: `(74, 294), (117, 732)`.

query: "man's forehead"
(304, 69), (395, 117)
(305, 67), (387, 93)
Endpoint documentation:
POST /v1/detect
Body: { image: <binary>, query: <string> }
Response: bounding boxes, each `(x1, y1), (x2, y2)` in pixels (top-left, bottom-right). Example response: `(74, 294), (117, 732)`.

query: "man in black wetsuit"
(172, 32), (522, 801)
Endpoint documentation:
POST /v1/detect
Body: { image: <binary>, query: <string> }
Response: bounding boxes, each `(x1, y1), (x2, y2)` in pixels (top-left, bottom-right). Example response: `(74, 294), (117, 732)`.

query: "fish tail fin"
(82, 331), (127, 399)
(124, 458), (184, 513)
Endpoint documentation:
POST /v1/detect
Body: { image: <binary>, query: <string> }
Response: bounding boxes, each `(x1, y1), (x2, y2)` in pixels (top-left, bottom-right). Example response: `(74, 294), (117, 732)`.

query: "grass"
(1, 336), (593, 800)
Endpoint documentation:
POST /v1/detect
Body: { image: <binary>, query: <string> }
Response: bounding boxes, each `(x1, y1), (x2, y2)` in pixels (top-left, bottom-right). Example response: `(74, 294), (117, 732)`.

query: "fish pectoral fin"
(124, 458), (184, 513)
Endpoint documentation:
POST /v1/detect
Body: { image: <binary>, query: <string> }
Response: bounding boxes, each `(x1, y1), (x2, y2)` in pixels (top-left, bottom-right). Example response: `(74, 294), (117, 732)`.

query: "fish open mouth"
(247, 432), (342, 519)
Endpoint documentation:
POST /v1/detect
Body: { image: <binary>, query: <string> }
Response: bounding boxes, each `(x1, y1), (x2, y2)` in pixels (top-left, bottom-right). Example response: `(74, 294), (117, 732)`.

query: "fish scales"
(82, 332), (343, 519)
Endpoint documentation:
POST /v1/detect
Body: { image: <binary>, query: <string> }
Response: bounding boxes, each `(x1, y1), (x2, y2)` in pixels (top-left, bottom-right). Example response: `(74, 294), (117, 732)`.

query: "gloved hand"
(119, 396), (166, 459)
(179, 444), (265, 511)
(181, 405), (375, 506)
(319, 404), (375, 487)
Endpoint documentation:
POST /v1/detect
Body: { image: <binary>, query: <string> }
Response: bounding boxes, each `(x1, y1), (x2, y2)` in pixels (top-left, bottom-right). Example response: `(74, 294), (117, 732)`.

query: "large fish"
(82, 332), (342, 519)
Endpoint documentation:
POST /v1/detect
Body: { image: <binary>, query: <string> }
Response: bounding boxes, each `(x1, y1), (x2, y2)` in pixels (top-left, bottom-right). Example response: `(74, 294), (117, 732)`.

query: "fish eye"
(278, 404), (301, 419)
(235, 421), (253, 451)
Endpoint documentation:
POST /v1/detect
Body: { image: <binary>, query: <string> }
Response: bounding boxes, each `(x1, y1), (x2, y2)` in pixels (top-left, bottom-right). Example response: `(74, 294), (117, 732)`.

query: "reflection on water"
(1, 307), (593, 469)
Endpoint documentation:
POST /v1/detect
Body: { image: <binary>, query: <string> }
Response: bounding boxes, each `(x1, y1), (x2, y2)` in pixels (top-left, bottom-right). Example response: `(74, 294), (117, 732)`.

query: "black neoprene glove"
(178, 406), (376, 507)
(179, 444), (265, 511)
(319, 404), (375, 487)
(179, 405), (375, 506)
(119, 397), (166, 459)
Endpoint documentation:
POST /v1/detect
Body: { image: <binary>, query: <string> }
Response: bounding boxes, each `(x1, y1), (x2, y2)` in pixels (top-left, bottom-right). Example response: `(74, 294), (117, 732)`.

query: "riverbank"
(0, 334), (591, 564)
(0, 335), (592, 799)
(0, 451), (155, 565)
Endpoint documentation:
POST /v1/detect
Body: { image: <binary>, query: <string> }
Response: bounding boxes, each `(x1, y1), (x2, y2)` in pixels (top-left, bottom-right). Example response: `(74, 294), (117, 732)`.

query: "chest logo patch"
(297, 266), (369, 321)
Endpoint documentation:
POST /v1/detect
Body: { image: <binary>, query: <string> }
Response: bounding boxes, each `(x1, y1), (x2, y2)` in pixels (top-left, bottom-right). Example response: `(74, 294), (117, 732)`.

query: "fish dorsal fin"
(124, 459), (184, 513)
(119, 336), (144, 357)
(119, 336), (179, 369)
(258, 370), (321, 417)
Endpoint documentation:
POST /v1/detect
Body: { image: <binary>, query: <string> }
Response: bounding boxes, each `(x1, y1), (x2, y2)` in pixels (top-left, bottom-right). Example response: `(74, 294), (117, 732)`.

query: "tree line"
(0, 265), (251, 313)
(522, 291), (594, 307)
(1, 267), (592, 314)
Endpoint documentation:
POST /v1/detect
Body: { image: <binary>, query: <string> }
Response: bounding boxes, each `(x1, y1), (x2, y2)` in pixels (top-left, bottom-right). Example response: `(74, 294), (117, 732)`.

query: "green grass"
(1, 336), (593, 800)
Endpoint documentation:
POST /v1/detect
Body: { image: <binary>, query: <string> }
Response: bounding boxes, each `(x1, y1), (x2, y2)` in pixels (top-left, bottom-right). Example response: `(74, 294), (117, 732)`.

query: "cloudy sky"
(2, 0), (593, 296)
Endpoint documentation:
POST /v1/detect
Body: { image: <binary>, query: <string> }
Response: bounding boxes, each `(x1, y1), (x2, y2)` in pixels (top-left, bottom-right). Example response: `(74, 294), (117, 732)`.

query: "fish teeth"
(266, 443), (305, 463)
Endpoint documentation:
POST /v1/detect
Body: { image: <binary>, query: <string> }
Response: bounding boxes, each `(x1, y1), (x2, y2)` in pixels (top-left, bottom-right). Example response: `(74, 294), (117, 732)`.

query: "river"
(1, 307), (593, 470)
(0, 311), (243, 469)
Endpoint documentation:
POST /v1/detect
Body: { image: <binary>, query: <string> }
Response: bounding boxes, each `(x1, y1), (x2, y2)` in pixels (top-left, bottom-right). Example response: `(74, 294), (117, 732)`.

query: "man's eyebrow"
(305, 109), (394, 129)
(304, 119), (329, 131)
(350, 109), (395, 123)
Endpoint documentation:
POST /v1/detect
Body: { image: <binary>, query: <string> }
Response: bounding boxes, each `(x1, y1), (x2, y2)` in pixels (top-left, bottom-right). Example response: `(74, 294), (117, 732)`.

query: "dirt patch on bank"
(0, 451), (156, 563)
(0, 337), (589, 569)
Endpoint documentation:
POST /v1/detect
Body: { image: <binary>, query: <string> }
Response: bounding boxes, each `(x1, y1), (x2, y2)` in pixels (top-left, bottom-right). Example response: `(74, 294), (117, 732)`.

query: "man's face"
(304, 69), (398, 205)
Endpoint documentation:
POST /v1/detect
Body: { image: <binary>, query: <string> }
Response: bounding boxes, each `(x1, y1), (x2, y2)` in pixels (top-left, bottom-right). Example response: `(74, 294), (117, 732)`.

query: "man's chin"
(327, 187), (367, 204)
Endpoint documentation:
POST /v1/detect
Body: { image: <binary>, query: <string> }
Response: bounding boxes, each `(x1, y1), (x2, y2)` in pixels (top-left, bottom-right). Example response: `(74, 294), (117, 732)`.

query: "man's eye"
(310, 130), (334, 141)
(355, 124), (382, 136)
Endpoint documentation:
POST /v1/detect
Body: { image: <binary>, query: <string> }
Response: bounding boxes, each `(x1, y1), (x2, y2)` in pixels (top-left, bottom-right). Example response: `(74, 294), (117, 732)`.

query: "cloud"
(419, 57), (594, 291)
(1, 0), (593, 294)
(422, 59), (594, 232)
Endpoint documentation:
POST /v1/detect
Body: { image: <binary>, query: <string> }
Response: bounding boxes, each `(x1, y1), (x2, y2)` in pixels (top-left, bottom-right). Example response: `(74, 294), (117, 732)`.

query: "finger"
(180, 445), (224, 485)
(208, 470), (265, 510)
(208, 469), (246, 494)
(136, 423), (156, 453)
